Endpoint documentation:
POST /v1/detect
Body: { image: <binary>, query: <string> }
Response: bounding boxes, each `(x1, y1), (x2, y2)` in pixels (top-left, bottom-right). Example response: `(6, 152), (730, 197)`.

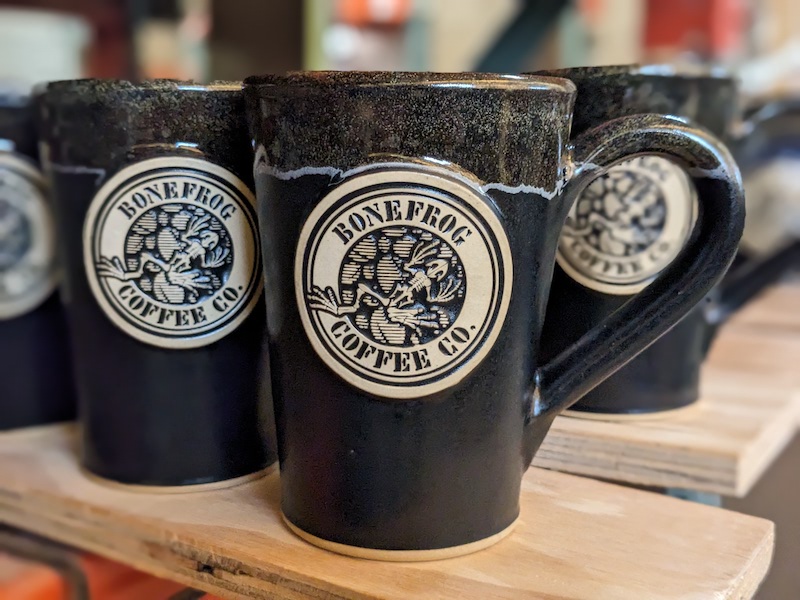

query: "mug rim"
(41, 78), (242, 95)
(243, 71), (575, 93)
(535, 63), (736, 84)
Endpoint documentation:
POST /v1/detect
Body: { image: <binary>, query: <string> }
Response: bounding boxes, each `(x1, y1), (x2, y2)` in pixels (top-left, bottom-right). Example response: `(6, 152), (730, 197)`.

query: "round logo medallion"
(295, 166), (513, 399)
(557, 156), (697, 295)
(84, 157), (262, 348)
(0, 153), (57, 320)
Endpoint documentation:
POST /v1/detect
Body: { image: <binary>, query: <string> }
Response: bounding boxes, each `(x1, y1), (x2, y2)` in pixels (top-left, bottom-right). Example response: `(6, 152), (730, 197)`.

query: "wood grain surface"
(534, 305), (800, 496)
(0, 425), (775, 600)
(536, 385), (800, 496)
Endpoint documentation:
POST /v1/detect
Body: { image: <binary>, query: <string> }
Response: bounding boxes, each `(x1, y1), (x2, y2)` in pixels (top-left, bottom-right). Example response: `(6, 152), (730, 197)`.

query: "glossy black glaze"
(736, 98), (800, 170)
(0, 93), (76, 430)
(537, 66), (795, 416)
(550, 66), (739, 141)
(245, 71), (744, 552)
(735, 98), (800, 259)
(36, 80), (276, 485)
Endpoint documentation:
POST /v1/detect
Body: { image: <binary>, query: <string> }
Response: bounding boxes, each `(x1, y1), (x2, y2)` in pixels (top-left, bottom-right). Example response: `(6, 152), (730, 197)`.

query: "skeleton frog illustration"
(308, 236), (464, 346)
(563, 169), (666, 256)
(97, 208), (231, 305)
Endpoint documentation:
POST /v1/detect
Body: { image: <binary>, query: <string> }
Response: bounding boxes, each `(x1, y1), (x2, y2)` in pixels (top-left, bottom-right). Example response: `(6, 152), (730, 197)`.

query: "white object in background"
(0, 9), (91, 92)
(738, 39), (800, 99)
(428, 0), (519, 71)
(583, 0), (646, 67)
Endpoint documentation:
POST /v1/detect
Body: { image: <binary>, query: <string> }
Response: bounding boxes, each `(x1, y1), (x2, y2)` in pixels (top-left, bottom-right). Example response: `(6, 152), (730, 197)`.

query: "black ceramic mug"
(245, 71), (744, 559)
(37, 80), (276, 487)
(735, 98), (800, 257)
(538, 66), (799, 418)
(0, 90), (76, 430)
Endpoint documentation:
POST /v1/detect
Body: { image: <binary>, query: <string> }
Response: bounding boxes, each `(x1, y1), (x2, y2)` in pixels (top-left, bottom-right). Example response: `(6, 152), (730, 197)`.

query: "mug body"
(538, 66), (737, 417)
(245, 72), (576, 557)
(37, 80), (276, 486)
(0, 91), (76, 430)
(736, 99), (800, 256)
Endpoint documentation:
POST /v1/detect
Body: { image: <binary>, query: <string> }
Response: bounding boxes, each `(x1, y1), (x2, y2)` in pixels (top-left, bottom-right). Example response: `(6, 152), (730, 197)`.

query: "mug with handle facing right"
(537, 65), (797, 418)
(245, 71), (744, 560)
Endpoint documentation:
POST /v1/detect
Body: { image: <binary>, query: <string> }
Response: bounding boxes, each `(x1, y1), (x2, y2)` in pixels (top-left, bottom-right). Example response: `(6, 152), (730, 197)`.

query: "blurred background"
(0, 0), (798, 104)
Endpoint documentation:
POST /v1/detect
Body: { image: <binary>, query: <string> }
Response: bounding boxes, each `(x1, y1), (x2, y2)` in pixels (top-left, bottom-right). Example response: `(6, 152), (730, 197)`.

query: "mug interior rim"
(243, 71), (575, 93)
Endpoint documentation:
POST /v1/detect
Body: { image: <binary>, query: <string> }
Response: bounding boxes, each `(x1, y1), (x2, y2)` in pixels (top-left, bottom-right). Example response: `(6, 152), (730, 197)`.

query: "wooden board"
(533, 324), (800, 497)
(705, 325), (800, 382)
(535, 387), (800, 496)
(0, 425), (774, 600)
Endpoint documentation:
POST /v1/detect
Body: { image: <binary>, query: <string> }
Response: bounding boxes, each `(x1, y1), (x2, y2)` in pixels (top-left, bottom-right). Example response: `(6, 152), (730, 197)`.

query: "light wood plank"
(706, 326), (800, 384)
(0, 425), (775, 600)
(534, 319), (800, 496)
(537, 388), (800, 496)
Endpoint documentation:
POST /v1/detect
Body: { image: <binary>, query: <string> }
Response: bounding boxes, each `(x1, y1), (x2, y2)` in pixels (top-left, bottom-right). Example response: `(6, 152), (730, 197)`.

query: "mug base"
(563, 401), (699, 421)
(0, 421), (75, 440)
(82, 462), (277, 494)
(283, 514), (518, 561)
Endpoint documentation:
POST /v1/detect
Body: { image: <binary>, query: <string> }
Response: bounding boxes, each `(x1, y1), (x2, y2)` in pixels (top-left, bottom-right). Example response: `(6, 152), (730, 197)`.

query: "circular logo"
(84, 157), (262, 348)
(557, 156), (697, 295)
(0, 153), (57, 319)
(295, 166), (513, 399)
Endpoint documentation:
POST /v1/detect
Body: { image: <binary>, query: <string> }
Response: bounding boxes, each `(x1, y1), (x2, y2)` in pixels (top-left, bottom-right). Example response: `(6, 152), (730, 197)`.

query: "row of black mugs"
(2, 65), (799, 560)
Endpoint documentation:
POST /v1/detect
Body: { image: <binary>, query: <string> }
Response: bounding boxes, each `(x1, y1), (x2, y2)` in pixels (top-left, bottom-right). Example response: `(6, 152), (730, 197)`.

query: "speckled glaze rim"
(41, 78), (242, 98)
(243, 70), (575, 93)
(540, 63), (736, 85)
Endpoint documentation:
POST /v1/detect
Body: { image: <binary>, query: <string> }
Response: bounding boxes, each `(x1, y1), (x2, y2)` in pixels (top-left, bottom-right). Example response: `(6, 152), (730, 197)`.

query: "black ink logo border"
(84, 157), (262, 348)
(295, 165), (513, 399)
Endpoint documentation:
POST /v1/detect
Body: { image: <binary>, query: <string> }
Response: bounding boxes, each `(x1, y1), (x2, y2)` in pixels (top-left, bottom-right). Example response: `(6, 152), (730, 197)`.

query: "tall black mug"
(245, 72), (744, 559)
(537, 66), (799, 417)
(736, 98), (800, 257)
(0, 90), (76, 430)
(37, 80), (276, 487)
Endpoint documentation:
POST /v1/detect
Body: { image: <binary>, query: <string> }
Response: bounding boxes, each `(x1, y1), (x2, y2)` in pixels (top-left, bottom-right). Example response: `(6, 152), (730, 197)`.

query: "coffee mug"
(37, 80), (276, 487)
(245, 71), (744, 558)
(0, 90), (76, 430)
(538, 65), (798, 417)
(735, 97), (800, 257)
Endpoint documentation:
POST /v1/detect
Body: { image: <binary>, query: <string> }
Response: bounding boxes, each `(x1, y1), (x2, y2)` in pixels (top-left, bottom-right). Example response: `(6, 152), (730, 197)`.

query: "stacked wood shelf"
(534, 283), (800, 496)
(0, 425), (774, 600)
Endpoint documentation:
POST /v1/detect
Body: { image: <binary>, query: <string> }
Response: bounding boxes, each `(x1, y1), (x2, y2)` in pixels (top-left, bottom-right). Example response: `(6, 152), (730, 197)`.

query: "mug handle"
(533, 113), (745, 417)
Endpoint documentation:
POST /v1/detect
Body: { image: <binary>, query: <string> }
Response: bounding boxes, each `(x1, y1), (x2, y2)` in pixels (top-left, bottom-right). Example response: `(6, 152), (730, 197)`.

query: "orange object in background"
(0, 553), (62, 599)
(643, 0), (748, 59)
(337, 0), (411, 26)
(0, 550), (186, 599)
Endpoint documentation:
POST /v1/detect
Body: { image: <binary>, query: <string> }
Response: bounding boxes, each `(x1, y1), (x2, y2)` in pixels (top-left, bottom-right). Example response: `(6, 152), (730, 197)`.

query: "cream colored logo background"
(84, 157), (262, 349)
(557, 156), (697, 295)
(295, 167), (513, 399)
(0, 153), (57, 319)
